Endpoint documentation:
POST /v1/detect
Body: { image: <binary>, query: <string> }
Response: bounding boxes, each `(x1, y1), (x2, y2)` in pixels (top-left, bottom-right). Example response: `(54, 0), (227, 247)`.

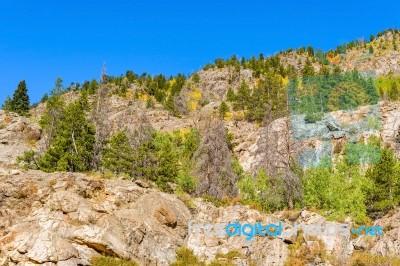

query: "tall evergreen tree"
(388, 80), (399, 101)
(226, 87), (235, 102)
(218, 101), (229, 118)
(12, 81), (30, 115)
(366, 148), (400, 217)
(39, 95), (95, 172)
(40, 79), (66, 149)
(102, 131), (134, 176)
(153, 134), (179, 192)
(233, 81), (251, 112)
(2, 80), (30, 115)
(301, 59), (315, 77)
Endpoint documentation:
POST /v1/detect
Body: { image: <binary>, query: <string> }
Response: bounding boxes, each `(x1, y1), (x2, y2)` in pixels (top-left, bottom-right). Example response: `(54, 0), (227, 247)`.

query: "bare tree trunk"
(72, 131), (78, 154)
(91, 84), (110, 171)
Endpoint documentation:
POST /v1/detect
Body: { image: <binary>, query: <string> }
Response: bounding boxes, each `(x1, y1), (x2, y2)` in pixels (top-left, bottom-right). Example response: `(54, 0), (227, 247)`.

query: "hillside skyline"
(1, 0), (399, 105)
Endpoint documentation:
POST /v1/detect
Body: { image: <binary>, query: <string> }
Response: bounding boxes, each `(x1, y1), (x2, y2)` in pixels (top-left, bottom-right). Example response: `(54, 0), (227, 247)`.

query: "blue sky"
(1, 0), (399, 105)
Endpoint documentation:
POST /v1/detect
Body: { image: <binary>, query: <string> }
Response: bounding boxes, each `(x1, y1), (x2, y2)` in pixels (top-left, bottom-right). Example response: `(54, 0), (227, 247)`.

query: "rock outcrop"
(2, 164), (399, 265)
(0, 110), (41, 164)
(0, 171), (190, 265)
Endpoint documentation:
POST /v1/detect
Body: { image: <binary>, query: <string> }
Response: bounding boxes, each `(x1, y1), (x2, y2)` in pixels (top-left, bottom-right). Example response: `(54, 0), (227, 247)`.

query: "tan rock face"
(0, 110), (41, 164)
(0, 172), (190, 266)
(0, 164), (399, 265)
(355, 208), (400, 257)
(0, 168), (367, 266)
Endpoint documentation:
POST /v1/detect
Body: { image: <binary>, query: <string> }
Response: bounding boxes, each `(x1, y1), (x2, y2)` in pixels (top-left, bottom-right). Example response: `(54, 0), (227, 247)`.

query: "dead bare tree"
(91, 84), (110, 170)
(192, 116), (239, 199)
(256, 98), (303, 209)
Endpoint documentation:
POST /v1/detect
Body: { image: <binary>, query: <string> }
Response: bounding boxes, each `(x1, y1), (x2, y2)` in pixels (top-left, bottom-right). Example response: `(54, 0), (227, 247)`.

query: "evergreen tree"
(369, 45), (374, 54)
(88, 79), (98, 94)
(153, 134), (179, 192)
(388, 80), (399, 100)
(319, 65), (331, 76)
(307, 46), (314, 56)
(2, 81), (30, 115)
(12, 81), (30, 115)
(102, 131), (134, 176)
(366, 148), (400, 217)
(165, 94), (179, 116)
(40, 79), (66, 149)
(233, 81), (251, 112)
(301, 59), (315, 77)
(39, 95), (95, 172)
(52, 77), (65, 95)
(2, 96), (13, 111)
(226, 87), (235, 102)
(218, 101), (229, 118)
(365, 77), (379, 103)
(40, 93), (49, 103)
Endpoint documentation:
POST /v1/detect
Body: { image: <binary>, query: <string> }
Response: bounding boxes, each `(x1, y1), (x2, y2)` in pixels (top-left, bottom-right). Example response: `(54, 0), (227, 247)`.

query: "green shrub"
(16, 150), (39, 169)
(304, 112), (323, 123)
(170, 247), (205, 266)
(238, 168), (286, 212)
(303, 158), (371, 224)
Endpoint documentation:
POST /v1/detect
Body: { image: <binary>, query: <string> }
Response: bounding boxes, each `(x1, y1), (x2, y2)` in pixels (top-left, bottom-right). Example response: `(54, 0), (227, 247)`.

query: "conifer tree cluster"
(2, 80), (30, 115)
(39, 94), (95, 172)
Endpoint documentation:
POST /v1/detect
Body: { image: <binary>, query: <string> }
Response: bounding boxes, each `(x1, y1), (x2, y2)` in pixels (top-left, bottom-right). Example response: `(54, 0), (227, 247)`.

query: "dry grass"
(285, 230), (333, 266)
(91, 256), (139, 266)
(15, 181), (38, 199)
(350, 252), (400, 266)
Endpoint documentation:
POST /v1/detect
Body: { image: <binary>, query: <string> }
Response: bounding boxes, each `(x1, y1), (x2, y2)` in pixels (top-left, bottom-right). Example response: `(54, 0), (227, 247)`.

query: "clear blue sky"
(1, 0), (399, 106)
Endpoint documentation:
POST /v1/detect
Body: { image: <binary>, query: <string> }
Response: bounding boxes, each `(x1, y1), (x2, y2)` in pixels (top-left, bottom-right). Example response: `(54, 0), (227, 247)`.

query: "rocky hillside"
(1, 163), (400, 265)
(1, 29), (400, 266)
(1, 96), (400, 265)
(333, 30), (400, 77)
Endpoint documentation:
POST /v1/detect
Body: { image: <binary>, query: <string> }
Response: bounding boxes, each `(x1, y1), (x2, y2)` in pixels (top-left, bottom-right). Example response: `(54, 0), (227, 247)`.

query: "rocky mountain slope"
(1, 30), (400, 265)
(0, 162), (400, 265)
(1, 96), (400, 265)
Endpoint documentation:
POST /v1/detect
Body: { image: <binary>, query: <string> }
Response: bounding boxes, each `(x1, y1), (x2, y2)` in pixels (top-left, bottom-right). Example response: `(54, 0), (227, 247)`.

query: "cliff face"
(0, 166), (399, 266)
(0, 102), (400, 265)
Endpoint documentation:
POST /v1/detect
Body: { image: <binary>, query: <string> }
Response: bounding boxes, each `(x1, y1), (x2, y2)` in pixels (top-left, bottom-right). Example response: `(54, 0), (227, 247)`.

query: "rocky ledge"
(0, 167), (399, 265)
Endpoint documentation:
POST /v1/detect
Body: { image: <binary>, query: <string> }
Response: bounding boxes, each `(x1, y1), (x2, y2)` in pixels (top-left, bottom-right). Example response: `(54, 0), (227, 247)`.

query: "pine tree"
(3, 81), (30, 115)
(366, 148), (400, 216)
(13, 81), (30, 115)
(233, 81), (251, 112)
(369, 45), (374, 54)
(301, 59), (315, 77)
(40, 93), (49, 103)
(218, 101), (229, 118)
(307, 46), (314, 56)
(226, 87), (235, 102)
(39, 95), (95, 172)
(88, 79), (98, 94)
(40, 80), (66, 149)
(52, 77), (65, 95)
(102, 131), (134, 176)
(153, 134), (179, 192)
(388, 80), (399, 101)
(319, 65), (331, 76)
(2, 96), (13, 111)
